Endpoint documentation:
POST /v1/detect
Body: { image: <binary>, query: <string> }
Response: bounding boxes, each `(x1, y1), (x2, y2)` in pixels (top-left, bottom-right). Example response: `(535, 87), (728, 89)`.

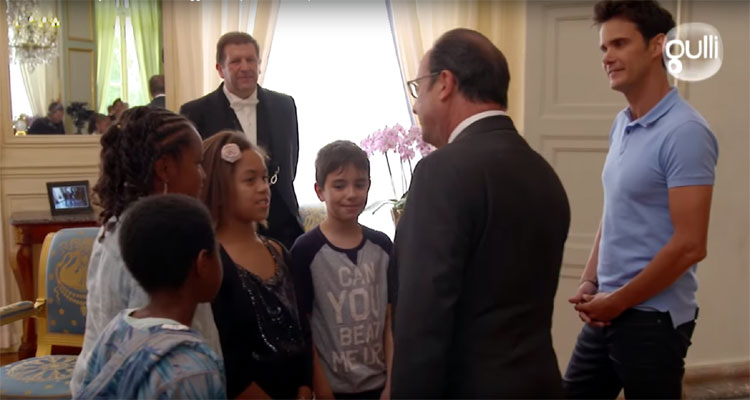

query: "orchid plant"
(360, 124), (435, 213)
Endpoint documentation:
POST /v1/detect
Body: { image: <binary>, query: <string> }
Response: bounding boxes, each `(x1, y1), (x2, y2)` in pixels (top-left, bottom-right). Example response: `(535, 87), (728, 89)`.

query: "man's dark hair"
(216, 31), (260, 64)
(593, 0), (675, 42)
(87, 113), (107, 134)
(428, 28), (510, 108)
(48, 101), (63, 114)
(315, 140), (370, 186)
(149, 75), (165, 97)
(119, 194), (216, 294)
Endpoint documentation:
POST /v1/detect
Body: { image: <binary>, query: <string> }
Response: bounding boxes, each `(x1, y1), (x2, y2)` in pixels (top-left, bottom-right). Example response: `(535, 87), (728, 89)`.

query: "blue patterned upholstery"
(0, 227), (98, 399)
(299, 203), (327, 232)
(44, 228), (96, 335)
(0, 355), (77, 399)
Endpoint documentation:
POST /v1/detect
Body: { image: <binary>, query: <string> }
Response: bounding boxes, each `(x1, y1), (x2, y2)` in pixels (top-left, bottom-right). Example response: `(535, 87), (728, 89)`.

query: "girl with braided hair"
(70, 106), (223, 396)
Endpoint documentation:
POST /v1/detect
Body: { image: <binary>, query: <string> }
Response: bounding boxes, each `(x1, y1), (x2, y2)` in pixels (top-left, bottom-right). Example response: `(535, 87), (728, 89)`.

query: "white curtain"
(18, 0), (62, 117)
(388, 1), (527, 130)
(20, 65), (48, 117)
(163, 0), (280, 111)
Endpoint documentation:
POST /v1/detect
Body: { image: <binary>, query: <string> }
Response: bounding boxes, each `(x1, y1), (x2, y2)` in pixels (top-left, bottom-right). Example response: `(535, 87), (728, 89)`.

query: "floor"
(1, 350), (747, 398)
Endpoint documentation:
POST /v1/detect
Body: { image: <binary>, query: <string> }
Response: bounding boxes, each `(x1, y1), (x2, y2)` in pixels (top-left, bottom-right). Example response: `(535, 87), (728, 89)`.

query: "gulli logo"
(663, 22), (723, 82)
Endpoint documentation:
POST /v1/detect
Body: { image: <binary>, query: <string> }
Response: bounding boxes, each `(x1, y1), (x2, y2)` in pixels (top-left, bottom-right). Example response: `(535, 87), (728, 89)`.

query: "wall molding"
(684, 360), (750, 399)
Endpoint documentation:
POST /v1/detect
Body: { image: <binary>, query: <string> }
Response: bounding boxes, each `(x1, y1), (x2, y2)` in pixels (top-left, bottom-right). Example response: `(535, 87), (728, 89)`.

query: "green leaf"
(365, 199), (397, 214)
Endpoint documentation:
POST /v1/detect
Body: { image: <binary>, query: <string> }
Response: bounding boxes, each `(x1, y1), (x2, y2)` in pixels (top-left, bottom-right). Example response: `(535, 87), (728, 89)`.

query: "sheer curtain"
(162, 0), (279, 111)
(17, 0), (62, 117)
(129, 0), (162, 102)
(388, 0), (527, 130)
(95, 0), (117, 112)
(19, 66), (48, 116)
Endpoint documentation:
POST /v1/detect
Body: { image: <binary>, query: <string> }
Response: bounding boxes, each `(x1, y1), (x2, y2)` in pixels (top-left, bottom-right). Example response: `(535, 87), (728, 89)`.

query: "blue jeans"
(563, 309), (695, 399)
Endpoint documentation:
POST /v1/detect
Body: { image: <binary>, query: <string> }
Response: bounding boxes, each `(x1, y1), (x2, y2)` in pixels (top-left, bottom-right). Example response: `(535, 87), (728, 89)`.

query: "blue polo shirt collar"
(624, 87), (679, 129)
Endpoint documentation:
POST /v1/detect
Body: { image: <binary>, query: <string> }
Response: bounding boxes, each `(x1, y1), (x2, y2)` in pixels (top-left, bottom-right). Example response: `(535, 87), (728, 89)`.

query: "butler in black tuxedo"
(391, 29), (570, 399)
(180, 32), (303, 249)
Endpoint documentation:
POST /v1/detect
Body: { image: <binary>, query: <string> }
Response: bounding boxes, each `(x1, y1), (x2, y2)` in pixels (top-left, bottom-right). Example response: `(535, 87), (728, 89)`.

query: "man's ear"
(651, 33), (667, 60)
(437, 70), (456, 101)
(314, 182), (325, 202)
(216, 63), (225, 79)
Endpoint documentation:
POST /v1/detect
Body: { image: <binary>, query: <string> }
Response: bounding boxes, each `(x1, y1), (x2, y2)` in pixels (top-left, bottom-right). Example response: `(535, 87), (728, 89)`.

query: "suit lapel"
(256, 86), (273, 157)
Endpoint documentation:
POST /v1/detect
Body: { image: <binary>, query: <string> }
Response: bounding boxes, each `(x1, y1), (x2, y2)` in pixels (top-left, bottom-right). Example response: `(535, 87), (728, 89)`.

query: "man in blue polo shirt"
(563, 1), (718, 399)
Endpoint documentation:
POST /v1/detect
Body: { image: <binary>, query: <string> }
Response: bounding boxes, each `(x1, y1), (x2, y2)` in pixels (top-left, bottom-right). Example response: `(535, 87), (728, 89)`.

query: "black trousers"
(563, 309), (695, 399)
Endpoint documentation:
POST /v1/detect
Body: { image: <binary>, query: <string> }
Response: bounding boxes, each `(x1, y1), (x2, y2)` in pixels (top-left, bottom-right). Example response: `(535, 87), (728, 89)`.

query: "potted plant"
(360, 124), (434, 226)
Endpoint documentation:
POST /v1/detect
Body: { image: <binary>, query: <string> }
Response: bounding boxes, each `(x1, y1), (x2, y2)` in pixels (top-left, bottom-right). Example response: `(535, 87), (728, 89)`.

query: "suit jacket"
(179, 84), (304, 248)
(27, 117), (64, 134)
(149, 95), (165, 108)
(391, 115), (569, 399)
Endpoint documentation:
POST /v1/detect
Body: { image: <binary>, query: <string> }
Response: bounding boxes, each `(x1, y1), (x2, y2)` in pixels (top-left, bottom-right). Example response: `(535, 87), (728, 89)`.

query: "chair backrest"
(299, 203), (327, 232)
(35, 227), (99, 355)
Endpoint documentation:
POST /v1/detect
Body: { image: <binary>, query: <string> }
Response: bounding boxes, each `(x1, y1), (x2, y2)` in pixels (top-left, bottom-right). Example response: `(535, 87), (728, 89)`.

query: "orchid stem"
(399, 158), (407, 195)
(384, 153), (397, 199)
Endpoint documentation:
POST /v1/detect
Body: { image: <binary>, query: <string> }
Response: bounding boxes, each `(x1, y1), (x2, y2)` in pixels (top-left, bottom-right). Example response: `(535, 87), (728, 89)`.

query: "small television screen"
(46, 181), (93, 216)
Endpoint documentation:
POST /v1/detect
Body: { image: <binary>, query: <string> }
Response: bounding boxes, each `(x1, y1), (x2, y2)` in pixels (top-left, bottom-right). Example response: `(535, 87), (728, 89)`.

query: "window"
(263, 0), (416, 238)
(99, 3), (148, 113)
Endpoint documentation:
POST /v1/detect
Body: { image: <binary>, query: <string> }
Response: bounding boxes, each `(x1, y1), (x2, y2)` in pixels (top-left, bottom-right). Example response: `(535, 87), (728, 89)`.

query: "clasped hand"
(568, 282), (626, 327)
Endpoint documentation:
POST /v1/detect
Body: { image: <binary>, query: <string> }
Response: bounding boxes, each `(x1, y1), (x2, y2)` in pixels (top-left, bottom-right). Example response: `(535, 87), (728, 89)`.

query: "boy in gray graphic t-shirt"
(291, 141), (395, 399)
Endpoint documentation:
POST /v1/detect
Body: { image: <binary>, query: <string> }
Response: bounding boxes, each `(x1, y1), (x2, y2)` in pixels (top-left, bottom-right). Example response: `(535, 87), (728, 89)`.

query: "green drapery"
(129, 0), (162, 106)
(95, 0), (117, 113)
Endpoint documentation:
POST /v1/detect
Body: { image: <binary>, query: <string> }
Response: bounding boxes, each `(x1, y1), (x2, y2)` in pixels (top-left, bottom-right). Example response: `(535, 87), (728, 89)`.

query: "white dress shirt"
(223, 85), (259, 145)
(447, 110), (508, 144)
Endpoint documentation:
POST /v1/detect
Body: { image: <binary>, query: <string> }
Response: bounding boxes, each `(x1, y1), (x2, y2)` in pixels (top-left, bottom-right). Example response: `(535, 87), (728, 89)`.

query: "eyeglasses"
(406, 72), (439, 99)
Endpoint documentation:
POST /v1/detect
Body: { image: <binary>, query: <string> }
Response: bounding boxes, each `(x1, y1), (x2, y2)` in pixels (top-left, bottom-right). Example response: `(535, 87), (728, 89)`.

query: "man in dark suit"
(391, 28), (570, 399)
(180, 32), (303, 249)
(148, 75), (165, 108)
(27, 101), (65, 134)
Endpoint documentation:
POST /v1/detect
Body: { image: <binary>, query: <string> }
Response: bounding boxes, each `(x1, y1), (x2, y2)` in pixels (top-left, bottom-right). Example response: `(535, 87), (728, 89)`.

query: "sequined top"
(212, 238), (312, 398)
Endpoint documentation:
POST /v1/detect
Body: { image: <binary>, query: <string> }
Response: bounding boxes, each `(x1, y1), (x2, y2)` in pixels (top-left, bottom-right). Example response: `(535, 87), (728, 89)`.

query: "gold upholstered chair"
(0, 227), (98, 399)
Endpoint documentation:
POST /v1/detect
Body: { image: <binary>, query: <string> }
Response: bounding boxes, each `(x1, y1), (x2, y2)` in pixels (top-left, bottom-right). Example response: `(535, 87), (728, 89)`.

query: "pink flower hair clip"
(221, 143), (242, 163)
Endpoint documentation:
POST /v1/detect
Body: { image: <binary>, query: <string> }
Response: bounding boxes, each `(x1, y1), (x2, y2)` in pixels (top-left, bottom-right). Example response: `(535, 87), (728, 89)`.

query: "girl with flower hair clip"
(201, 130), (313, 399)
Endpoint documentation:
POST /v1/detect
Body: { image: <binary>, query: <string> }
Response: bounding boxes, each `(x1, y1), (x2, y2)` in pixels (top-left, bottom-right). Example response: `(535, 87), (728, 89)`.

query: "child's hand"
(297, 386), (314, 400)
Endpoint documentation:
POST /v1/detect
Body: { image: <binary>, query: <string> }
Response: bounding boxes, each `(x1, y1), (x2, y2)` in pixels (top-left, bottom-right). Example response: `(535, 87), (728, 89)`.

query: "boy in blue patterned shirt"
(291, 141), (395, 399)
(74, 195), (225, 399)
